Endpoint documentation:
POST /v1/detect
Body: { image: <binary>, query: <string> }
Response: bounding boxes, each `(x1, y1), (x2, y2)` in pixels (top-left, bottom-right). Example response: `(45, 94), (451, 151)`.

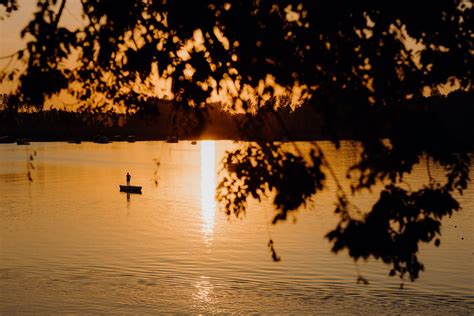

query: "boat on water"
(166, 136), (179, 143)
(94, 135), (110, 144)
(112, 135), (125, 142)
(191, 140), (197, 145)
(16, 139), (30, 145)
(119, 185), (142, 194)
(0, 136), (14, 143)
(127, 136), (136, 143)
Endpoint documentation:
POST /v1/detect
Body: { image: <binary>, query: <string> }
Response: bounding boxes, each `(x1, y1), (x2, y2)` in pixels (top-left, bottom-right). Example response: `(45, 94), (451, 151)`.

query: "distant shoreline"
(1, 90), (473, 149)
(1, 135), (474, 150)
(0, 134), (337, 143)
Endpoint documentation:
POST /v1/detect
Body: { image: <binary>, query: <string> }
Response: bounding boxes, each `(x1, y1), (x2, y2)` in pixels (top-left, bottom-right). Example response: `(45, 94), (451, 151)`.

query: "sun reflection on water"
(200, 141), (216, 244)
(192, 276), (215, 308)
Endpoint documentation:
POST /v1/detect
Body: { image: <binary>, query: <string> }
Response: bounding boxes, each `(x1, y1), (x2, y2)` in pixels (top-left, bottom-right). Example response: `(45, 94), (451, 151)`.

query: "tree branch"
(53, 0), (67, 28)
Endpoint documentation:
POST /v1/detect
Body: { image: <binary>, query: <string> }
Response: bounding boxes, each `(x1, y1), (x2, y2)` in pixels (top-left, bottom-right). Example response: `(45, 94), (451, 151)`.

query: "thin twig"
(53, 0), (67, 28)
(0, 49), (24, 60)
(426, 154), (434, 187)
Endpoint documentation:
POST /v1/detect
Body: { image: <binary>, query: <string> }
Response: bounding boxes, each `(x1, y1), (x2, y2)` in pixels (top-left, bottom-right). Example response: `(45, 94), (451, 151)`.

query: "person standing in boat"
(126, 172), (131, 186)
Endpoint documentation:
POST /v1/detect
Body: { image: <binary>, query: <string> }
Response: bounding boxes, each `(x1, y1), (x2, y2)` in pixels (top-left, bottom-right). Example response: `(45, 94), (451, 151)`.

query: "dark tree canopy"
(1, 0), (472, 284)
(0, 0), (471, 108)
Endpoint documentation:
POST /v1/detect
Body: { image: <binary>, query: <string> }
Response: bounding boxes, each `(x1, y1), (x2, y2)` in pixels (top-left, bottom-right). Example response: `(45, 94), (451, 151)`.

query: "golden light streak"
(200, 141), (216, 244)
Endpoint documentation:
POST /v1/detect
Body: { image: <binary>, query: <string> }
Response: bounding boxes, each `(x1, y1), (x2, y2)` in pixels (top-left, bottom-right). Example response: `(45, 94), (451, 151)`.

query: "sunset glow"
(0, 1), (472, 313)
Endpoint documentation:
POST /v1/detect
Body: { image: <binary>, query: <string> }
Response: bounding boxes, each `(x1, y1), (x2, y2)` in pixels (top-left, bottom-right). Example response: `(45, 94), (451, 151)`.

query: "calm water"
(0, 141), (473, 314)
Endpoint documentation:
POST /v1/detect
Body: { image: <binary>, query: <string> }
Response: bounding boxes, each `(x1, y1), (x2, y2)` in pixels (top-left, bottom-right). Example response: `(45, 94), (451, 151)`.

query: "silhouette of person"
(126, 172), (131, 186)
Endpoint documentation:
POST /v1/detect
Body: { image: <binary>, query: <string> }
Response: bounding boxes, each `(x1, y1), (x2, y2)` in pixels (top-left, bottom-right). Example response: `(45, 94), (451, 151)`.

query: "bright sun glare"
(200, 141), (216, 243)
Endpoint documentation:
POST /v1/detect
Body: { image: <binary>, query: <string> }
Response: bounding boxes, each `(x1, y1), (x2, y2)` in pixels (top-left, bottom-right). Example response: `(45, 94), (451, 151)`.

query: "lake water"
(1, 141), (473, 314)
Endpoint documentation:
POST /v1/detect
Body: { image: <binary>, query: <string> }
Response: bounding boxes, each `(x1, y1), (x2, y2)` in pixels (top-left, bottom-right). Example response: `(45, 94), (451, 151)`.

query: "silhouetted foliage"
(327, 185), (460, 282)
(1, 1), (471, 108)
(1, 0), (472, 284)
(217, 142), (325, 223)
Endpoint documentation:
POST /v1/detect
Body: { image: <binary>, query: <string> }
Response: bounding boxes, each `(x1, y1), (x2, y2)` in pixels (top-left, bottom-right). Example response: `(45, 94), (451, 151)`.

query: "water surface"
(1, 141), (472, 314)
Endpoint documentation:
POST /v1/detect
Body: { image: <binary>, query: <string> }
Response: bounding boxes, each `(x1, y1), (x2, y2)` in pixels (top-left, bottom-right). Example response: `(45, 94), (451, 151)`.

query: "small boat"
(166, 136), (179, 143)
(127, 136), (136, 143)
(94, 135), (110, 144)
(191, 140), (197, 145)
(0, 136), (14, 143)
(119, 185), (142, 194)
(112, 135), (124, 142)
(16, 139), (30, 145)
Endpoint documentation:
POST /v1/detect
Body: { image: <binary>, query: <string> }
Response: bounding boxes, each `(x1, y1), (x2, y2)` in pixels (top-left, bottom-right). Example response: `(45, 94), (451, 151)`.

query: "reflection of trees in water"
(0, 0), (472, 284)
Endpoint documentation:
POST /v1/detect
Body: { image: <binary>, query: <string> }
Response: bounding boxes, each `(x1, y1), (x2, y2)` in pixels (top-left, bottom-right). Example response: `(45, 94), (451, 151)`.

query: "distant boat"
(191, 140), (197, 145)
(112, 135), (124, 142)
(94, 135), (110, 144)
(0, 136), (14, 143)
(16, 139), (30, 145)
(166, 136), (179, 143)
(119, 185), (142, 194)
(127, 136), (136, 143)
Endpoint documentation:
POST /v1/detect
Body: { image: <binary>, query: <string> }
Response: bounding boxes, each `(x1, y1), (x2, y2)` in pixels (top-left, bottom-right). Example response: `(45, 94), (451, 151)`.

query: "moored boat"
(112, 135), (131, 142)
(16, 139), (30, 145)
(94, 135), (110, 144)
(0, 136), (14, 143)
(166, 136), (178, 143)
